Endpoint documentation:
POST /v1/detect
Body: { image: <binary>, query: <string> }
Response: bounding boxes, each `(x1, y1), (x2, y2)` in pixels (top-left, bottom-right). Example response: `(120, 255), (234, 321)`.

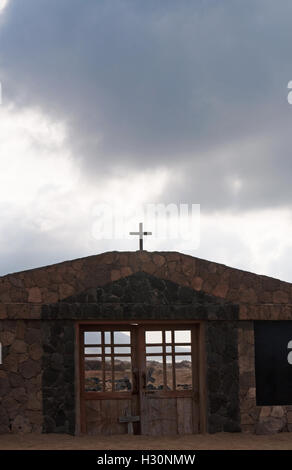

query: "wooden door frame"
(75, 320), (207, 434)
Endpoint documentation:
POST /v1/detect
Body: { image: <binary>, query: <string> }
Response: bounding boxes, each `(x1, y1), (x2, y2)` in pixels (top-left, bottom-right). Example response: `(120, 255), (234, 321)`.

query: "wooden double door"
(79, 322), (204, 435)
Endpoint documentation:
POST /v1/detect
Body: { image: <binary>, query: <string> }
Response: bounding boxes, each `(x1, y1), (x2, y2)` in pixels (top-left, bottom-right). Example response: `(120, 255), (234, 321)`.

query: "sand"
(0, 432), (292, 450)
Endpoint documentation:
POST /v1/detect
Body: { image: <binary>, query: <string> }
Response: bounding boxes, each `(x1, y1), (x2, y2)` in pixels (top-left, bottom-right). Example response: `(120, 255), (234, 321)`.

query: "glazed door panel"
(79, 324), (200, 435)
(80, 325), (140, 435)
(139, 326), (199, 435)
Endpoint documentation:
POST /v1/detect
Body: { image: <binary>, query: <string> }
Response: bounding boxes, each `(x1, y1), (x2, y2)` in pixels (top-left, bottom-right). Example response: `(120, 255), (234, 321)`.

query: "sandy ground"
(0, 432), (292, 450)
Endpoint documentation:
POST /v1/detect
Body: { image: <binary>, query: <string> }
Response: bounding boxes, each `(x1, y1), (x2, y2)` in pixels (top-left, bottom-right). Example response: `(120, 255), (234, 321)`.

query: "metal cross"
(129, 222), (152, 251)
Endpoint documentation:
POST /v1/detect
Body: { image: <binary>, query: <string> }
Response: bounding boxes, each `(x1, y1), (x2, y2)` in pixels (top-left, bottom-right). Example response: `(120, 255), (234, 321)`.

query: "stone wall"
(42, 320), (75, 434)
(206, 321), (241, 433)
(0, 318), (76, 435)
(238, 322), (257, 433)
(1, 251), (292, 320)
(0, 320), (42, 433)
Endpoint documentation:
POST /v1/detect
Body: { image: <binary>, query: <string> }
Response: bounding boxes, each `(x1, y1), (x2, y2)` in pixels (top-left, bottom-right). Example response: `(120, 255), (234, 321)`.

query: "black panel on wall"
(254, 321), (292, 406)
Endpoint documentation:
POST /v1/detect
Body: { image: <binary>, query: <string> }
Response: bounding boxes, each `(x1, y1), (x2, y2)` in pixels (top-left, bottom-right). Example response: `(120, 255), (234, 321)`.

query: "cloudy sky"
(1, 0), (292, 281)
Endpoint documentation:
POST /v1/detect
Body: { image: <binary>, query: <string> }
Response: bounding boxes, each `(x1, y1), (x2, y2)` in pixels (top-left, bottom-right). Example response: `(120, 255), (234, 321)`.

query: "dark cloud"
(1, 0), (292, 212)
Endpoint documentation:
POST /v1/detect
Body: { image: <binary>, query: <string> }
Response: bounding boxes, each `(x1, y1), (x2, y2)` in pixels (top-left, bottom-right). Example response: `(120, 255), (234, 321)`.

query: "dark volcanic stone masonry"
(41, 321), (75, 434)
(205, 321), (241, 433)
(43, 271), (239, 322)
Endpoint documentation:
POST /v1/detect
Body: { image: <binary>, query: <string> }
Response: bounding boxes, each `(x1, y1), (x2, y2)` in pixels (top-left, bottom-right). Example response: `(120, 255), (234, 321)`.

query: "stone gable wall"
(0, 251), (292, 320)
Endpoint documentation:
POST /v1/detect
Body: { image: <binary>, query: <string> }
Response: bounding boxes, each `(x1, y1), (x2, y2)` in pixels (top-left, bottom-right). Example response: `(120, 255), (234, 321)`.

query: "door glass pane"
(146, 356), (163, 390)
(114, 346), (131, 354)
(175, 355), (192, 390)
(146, 346), (163, 354)
(84, 331), (101, 345)
(175, 345), (191, 353)
(104, 332), (111, 344)
(114, 356), (132, 391)
(84, 357), (103, 392)
(146, 331), (162, 344)
(174, 330), (191, 343)
(85, 347), (102, 355)
(165, 331), (172, 343)
(166, 345), (172, 353)
(114, 331), (131, 344)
